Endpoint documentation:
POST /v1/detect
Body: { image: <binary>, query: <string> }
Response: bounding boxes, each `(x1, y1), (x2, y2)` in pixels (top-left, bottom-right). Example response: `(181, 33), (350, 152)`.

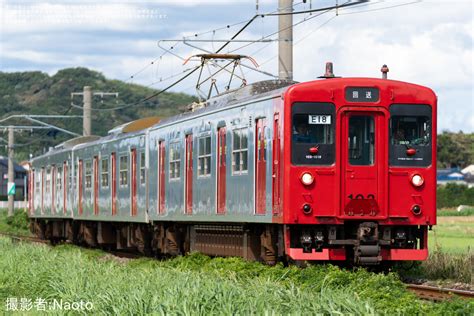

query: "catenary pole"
(7, 126), (14, 217)
(278, 0), (293, 80)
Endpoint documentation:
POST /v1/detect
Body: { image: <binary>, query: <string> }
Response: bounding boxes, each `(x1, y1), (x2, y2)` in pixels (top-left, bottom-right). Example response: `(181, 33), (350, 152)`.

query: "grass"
(0, 209), (31, 236)
(437, 207), (474, 217)
(395, 216), (473, 284)
(0, 239), (472, 315)
(429, 216), (473, 253)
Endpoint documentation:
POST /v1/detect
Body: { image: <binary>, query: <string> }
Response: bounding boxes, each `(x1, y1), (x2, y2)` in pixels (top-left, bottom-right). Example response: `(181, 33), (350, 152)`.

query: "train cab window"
(198, 136), (211, 177)
(232, 128), (248, 174)
(169, 142), (181, 180)
(348, 116), (375, 166)
(291, 102), (335, 165)
(101, 158), (109, 188)
(389, 104), (432, 167)
(119, 155), (128, 186)
(85, 160), (92, 189)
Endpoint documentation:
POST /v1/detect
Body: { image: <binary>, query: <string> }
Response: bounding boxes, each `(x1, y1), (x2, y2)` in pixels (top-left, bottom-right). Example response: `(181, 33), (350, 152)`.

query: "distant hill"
(1, 69), (472, 168)
(437, 132), (474, 169)
(0, 68), (196, 160)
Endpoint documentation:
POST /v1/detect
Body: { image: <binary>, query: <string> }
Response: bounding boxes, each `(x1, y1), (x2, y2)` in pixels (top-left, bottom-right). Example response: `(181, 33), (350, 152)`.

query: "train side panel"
(148, 96), (277, 223)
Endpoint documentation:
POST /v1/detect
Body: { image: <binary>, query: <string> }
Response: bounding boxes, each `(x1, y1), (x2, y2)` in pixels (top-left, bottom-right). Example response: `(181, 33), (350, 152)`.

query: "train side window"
(45, 167), (51, 194)
(101, 157), (109, 188)
(389, 104), (432, 167)
(57, 166), (62, 193)
(291, 102), (335, 165)
(169, 142), (181, 180)
(119, 155), (129, 186)
(198, 135), (211, 177)
(85, 160), (92, 189)
(139, 152), (146, 185)
(232, 128), (248, 174)
(35, 170), (41, 195)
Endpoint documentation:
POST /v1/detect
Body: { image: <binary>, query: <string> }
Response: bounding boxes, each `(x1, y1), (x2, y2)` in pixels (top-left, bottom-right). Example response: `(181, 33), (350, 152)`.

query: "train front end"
(281, 76), (437, 264)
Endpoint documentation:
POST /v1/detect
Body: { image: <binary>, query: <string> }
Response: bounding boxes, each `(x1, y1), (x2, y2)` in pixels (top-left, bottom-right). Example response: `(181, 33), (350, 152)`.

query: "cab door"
(340, 108), (387, 219)
(131, 149), (137, 216)
(217, 127), (226, 214)
(255, 118), (266, 215)
(185, 134), (193, 214)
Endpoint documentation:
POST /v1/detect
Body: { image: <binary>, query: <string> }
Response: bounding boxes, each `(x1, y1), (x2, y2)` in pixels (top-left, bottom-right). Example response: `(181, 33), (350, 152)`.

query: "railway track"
(406, 284), (474, 301)
(1, 232), (473, 301)
(0, 232), (49, 244)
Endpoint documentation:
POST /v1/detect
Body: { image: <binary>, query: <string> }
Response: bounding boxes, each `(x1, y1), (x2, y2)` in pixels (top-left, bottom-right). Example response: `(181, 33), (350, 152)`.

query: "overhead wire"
(339, 0), (422, 15)
(76, 0), (370, 111)
(119, 1), (304, 86)
(248, 0), (421, 73)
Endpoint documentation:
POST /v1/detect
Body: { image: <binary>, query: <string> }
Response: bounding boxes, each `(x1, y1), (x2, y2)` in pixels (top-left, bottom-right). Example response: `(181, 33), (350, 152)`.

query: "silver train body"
(29, 81), (287, 226)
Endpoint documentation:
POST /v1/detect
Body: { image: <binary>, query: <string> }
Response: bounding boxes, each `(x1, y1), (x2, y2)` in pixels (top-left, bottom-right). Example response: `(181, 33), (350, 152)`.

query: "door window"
(348, 116), (375, 166)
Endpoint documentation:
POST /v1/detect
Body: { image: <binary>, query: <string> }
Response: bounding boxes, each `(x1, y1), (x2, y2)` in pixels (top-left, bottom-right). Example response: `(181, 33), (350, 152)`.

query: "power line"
(121, 1), (304, 86)
(84, 0), (370, 111)
(338, 0), (422, 15)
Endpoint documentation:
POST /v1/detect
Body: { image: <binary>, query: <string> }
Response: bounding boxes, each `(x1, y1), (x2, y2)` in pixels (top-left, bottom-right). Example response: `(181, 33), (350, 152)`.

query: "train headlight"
(411, 174), (424, 187)
(301, 172), (314, 186)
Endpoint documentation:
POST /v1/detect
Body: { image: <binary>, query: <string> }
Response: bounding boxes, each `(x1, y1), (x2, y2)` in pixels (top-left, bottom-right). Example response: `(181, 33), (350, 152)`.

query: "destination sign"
(345, 87), (379, 102)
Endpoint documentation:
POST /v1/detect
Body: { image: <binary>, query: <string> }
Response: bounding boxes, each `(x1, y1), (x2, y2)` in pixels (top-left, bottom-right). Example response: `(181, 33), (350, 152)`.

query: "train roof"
(148, 79), (296, 130)
(30, 79), (296, 162)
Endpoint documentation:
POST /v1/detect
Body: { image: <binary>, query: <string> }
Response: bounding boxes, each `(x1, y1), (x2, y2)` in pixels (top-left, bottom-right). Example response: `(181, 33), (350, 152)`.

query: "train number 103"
(348, 194), (375, 200)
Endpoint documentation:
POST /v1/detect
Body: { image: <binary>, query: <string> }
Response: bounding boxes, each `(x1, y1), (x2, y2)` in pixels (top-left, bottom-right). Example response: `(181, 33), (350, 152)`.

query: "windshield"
(291, 102), (335, 165)
(292, 114), (333, 144)
(389, 104), (432, 167)
(391, 116), (430, 147)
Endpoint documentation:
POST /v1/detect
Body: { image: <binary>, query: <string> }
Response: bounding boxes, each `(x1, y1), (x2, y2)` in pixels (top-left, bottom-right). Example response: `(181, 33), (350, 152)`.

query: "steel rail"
(406, 283), (474, 301)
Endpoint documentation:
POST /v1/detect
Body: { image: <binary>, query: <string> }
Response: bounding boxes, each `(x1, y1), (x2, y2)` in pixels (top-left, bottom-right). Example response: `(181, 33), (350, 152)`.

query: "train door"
(185, 134), (193, 214)
(63, 162), (67, 214)
(93, 156), (99, 215)
(78, 160), (83, 215)
(51, 166), (56, 215)
(255, 118), (266, 215)
(217, 127), (226, 214)
(131, 149), (137, 216)
(29, 169), (34, 215)
(41, 168), (44, 215)
(341, 109), (387, 218)
(158, 141), (166, 214)
(111, 153), (117, 215)
(272, 113), (281, 215)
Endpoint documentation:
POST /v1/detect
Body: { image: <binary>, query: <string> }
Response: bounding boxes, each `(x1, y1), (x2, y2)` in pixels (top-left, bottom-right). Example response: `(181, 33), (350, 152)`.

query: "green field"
(428, 216), (473, 253)
(0, 238), (471, 315)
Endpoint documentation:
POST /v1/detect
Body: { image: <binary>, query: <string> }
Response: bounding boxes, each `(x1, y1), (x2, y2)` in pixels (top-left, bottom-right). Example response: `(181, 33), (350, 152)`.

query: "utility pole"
(7, 126), (14, 217)
(278, 0), (293, 80)
(0, 115), (82, 217)
(83, 86), (92, 136)
(71, 87), (118, 136)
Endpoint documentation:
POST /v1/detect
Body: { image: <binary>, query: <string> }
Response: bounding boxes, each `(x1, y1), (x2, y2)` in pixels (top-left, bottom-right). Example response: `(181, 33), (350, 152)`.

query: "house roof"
(462, 164), (474, 175)
(0, 156), (27, 173)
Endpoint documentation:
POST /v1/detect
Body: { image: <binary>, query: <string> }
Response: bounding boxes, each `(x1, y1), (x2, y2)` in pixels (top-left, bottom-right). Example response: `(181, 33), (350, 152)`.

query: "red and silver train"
(29, 66), (436, 265)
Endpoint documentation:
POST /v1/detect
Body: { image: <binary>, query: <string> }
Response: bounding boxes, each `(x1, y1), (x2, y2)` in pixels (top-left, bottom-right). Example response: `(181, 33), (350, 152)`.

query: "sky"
(0, 0), (472, 132)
